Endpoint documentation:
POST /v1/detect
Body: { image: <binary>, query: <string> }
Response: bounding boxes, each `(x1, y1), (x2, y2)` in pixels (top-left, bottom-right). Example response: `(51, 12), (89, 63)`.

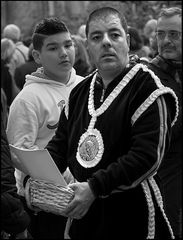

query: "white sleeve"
(6, 98), (39, 150)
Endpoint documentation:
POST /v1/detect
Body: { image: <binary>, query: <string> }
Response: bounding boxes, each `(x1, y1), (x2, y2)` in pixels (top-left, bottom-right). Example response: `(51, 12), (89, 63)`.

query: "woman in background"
(1, 38), (19, 107)
(72, 34), (94, 77)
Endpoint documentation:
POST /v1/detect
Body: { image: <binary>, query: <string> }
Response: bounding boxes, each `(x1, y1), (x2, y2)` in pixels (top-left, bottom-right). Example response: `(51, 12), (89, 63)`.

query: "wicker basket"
(29, 178), (74, 216)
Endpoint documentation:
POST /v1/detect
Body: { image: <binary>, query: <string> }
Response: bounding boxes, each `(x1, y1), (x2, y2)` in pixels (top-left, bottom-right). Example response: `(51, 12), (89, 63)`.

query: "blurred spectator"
(23, 36), (32, 48)
(128, 26), (151, 62)
(141, 33), (150, 46)
(149, 31), (158, 58)
(143, 19), (157, 39)
(1, 88), (8, 128)
(1, 38), (15, 62)
(2, 24), (29, 70)
(14, 43), (40, 90)
(1, 38), (20, 107)
(72, 34), (93, 77)
(143, 19), (158, 58)
(77, 24), (86, 40)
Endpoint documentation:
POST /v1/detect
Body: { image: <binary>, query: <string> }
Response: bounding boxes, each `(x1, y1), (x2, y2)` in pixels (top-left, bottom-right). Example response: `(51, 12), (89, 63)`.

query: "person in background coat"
(2, 24), (29, 69)
(148, 7), (182, 239)
(14, 43), (40, 90)
(1, 101), (30, 239)
(1, 38), (20, 108)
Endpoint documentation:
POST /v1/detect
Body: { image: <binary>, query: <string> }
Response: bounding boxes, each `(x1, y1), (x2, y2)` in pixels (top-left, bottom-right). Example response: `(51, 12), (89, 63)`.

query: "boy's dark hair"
(85, 7), (128, 37)
(32, 17), (69, 51)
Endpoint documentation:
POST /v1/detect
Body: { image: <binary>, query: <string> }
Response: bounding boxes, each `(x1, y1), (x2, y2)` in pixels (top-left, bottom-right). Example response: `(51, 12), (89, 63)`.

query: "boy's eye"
(48, 47), (57, 51)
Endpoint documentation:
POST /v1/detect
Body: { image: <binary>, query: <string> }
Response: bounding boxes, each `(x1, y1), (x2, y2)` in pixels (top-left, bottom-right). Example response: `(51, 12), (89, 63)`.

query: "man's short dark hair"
(85, 7), (128, 37)
(32, 17), (69, 51)
(158, 7), (182, 18)
(128, 27), (143, 51)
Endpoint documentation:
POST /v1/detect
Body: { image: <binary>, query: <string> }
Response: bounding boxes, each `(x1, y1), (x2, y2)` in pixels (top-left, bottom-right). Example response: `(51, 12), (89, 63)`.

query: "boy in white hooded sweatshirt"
(6, 17), (84, 239)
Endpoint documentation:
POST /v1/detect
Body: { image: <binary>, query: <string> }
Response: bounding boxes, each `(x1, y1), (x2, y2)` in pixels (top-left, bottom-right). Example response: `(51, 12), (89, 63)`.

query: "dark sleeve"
(14, 67), (24, 90)
(88, 95), (173, 197)
(46, 107), (68, 173)
(1, 116), (30, 234)
(1, 193), (30, 235)
(1, 115), (17, 195)
(1, 64), (13, 107)
(1, 88), (8, 128)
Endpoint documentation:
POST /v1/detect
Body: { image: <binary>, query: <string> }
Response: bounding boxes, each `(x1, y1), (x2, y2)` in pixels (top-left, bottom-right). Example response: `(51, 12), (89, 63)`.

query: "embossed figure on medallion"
(79, 135), (99, 162)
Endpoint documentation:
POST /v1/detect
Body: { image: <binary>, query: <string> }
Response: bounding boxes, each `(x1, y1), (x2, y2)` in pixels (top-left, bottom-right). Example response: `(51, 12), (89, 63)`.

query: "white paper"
(9, 144), (67, 186)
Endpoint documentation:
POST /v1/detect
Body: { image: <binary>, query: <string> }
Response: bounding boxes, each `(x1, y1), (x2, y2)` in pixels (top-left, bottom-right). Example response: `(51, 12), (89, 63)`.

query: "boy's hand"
(24, 179), (41, 213)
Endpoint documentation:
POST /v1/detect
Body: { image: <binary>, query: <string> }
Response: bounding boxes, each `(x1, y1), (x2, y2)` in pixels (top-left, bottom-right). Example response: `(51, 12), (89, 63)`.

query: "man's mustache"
(162, 44), (175, 51)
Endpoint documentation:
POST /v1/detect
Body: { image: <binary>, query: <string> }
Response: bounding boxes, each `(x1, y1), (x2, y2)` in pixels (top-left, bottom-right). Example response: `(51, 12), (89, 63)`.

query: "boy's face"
(34, 32), (75, 81)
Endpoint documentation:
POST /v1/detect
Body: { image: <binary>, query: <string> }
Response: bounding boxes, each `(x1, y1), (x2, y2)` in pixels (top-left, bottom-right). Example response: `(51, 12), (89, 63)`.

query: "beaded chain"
(141, 177), (175, 239)
(148, 177), (175, 239)
(141, 180), (155, 239)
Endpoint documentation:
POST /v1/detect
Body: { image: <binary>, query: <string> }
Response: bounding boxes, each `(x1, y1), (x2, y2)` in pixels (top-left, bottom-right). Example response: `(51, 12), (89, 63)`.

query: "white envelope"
(9, 144), (67, 186)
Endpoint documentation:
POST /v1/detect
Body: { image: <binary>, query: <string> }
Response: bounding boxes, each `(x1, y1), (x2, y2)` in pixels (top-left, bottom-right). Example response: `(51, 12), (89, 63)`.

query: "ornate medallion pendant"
(76, 128), (104, 168)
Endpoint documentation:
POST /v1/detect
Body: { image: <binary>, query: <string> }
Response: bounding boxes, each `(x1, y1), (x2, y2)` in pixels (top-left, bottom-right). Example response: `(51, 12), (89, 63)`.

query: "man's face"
(86, 14), (130, 73)
(35, 32), (75, 81)
(156, 15), (182, 61)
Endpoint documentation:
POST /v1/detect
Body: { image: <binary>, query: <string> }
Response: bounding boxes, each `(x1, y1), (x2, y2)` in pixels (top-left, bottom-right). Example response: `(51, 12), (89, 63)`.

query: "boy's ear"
(32, 49), (41, 65)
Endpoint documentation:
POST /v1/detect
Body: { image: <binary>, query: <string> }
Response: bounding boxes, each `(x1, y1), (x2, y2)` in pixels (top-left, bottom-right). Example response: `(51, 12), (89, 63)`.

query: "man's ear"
(126, 34), (130, 51)
(84, 39), (88, 50)
(32, 49), (41, 65)
(85, 39), (90, 55)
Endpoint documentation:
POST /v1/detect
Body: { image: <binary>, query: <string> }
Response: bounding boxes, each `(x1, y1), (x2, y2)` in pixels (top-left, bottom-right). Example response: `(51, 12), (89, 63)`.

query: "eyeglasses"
(155, 30), (182, 40)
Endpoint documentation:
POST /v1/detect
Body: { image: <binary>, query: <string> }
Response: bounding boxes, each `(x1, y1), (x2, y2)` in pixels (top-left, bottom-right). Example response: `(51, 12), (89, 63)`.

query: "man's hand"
(62, 182), (96, 219)
(15, 229), (28, 239)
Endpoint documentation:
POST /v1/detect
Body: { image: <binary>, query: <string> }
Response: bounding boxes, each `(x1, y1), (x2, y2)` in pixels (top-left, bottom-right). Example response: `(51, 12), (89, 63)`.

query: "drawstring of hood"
(24, 67), (77, 88)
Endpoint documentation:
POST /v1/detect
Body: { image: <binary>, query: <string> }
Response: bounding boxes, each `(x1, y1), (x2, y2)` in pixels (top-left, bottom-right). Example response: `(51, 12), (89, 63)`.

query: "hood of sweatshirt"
(24, 67), (82, 88)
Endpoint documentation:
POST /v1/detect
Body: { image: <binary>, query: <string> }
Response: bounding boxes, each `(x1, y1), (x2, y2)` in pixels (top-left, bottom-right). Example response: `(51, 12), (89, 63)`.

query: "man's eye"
(111, 33), (120, 39)
(158, 32), (164, 37)
(65, 44), (73, 48)
(92, 36), (101, 41)
(170, 31), (178, 38)
(156, 31), (165, 38)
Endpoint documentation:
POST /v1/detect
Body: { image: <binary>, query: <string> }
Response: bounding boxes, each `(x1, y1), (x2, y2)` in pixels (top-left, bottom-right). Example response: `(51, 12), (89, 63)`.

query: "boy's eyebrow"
(46, 39), (72, 47)
(46, 42), (57, 47)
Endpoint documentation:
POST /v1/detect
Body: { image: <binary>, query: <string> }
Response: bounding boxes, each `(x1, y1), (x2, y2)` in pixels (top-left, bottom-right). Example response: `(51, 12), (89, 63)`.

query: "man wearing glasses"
(148, 7), (182, 239)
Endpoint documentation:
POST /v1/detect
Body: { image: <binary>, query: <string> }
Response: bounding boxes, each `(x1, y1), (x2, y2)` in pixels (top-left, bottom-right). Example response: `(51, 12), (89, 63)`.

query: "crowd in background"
(1, 17), (160, 109)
